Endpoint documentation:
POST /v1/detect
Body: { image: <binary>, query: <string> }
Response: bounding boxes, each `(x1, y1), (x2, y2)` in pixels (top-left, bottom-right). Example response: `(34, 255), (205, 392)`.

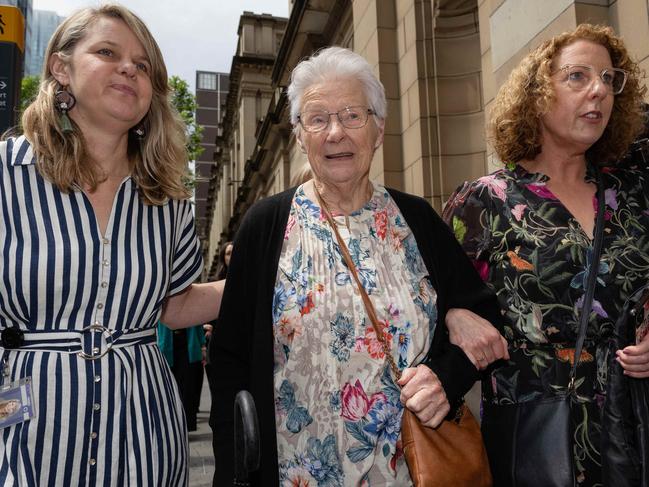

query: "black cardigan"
(209, 187), (500, 486)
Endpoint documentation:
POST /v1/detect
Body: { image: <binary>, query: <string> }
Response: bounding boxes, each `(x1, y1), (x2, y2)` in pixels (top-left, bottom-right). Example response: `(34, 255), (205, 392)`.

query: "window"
(197, 72), (217, 91)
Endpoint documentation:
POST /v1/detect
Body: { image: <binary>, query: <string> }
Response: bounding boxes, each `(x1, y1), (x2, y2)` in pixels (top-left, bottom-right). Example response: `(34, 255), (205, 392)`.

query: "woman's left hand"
(397, 365), (450, 428)
(617, 333), (649, 378)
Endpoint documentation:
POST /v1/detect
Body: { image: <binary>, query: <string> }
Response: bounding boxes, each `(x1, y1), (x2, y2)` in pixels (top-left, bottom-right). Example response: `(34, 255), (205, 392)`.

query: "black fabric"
(483, 397), (574, 486)
(482, 175), (606, 487)
(601, 285), (649, 486)
(171, 330), (203, 432)
(209, 187), (502, 487)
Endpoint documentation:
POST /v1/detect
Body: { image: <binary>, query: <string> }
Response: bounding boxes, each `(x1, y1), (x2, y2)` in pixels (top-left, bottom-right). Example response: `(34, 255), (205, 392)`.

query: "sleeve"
(168, 200), (203, 296)
(208, 207), (257, 485)
(441, 180), (493, 267)
(422, 196), (503, 409)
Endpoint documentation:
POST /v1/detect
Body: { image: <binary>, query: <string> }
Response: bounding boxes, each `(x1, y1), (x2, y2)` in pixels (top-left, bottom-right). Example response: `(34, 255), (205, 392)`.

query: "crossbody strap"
(569, 170), (606, 390)
(314, 186), (403, 381)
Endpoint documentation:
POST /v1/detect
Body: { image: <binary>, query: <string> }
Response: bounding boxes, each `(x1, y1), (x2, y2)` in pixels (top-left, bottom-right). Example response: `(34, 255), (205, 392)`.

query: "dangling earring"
(132, 123), (146, 140)
(54, 87), (76, 133)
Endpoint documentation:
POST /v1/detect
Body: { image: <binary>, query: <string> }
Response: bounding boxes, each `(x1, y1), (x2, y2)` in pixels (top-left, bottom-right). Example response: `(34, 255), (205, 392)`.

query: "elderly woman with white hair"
(209, 46), (504, 486)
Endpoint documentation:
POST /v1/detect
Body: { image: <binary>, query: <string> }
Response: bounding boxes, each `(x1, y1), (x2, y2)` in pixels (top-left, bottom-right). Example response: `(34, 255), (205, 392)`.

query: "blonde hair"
(489, 23), (646, 166)
(21, 3), (190, 205)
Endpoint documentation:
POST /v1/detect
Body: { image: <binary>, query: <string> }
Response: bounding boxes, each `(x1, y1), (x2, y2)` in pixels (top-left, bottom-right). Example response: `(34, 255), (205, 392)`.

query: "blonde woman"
(0, 4), (223, 485)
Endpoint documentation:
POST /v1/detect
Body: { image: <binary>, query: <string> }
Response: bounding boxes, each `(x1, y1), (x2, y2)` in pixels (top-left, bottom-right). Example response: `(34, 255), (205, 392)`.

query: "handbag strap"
(569, 170), (606, 391)
(313, 185), (403, 381)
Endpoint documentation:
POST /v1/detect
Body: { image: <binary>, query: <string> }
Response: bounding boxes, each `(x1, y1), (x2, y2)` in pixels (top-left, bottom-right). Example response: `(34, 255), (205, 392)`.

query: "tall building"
(25, 9), (63, 76)
(203, 0), (649, 279)
(203, 11), (288, 277)
(194, 70), (229, 277)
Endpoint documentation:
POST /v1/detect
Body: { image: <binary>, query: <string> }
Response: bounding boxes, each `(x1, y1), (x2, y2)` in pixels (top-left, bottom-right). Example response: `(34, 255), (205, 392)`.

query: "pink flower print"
(525, 182), (556, 200)
(364, 323), (392, 359)
(477, 174), (508, 202)
(592, 195), (612, 220)
(604, 188), (619, 210)
(374, 210), (388, 240)
(472, 259), (489, 281)
(511, 204), (527, 221)
(284, 215), (296, 240)
(341, 379), (386, 422)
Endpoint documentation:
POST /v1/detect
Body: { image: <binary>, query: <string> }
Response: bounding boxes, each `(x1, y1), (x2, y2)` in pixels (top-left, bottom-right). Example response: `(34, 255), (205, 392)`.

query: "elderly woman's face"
(296, 78), (384, 187)
(540, 39), (614, 154)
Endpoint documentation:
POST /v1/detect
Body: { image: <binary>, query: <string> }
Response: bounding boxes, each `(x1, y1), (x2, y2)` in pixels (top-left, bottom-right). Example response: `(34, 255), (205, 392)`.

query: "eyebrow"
(93, 40), (151, 63)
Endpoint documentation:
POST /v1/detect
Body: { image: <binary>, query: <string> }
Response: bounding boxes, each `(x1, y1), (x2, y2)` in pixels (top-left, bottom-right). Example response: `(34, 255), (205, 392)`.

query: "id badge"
(0, 377), (35, 429)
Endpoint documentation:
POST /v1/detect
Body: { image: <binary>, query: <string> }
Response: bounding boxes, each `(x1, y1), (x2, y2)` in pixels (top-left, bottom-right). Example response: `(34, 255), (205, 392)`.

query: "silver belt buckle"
(77, 324), (114, 360)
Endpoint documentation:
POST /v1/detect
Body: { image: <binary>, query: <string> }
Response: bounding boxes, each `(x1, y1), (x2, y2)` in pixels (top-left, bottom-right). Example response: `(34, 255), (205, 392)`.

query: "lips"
(325, 152), (354, 159)
(111, 84), (137, 97)
(581, 111), (602, 120)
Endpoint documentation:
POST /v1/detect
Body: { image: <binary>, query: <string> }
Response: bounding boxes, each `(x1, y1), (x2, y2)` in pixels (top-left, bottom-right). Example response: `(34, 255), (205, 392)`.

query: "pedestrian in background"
(158, 322), (207, 431)
(0, 4), (223, 485)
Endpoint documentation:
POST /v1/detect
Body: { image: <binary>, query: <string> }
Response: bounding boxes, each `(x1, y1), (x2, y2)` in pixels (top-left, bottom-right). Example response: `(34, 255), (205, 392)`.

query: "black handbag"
(481, 173), (606, 487)
(601, 284), (649, 487)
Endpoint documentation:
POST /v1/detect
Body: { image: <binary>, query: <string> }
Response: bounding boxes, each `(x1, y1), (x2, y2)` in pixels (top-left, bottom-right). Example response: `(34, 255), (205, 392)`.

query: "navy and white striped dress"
(0, 136), (203, 486)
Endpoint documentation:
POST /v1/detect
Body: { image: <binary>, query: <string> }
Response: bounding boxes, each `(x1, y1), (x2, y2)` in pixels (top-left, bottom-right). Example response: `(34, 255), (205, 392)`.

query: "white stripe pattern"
(0, 136), (203, 486)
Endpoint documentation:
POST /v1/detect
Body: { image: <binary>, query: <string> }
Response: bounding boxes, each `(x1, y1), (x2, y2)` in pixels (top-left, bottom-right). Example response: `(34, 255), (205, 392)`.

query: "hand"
(617, 332), (649, 378)
(397, 365), (449, 428)
(203, 323), (213, 339)
(446, 308), (509, 370)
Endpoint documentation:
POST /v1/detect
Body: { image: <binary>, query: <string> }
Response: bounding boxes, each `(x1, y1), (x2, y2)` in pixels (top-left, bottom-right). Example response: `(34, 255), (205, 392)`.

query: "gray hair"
(287, 47), (387, 130)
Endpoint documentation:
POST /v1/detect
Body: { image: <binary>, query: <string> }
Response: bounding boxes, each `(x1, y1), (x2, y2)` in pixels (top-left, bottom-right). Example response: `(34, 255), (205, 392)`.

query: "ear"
(49, 53), (70, 86)
(295, 128), (307, 153)
(373, 118), (385, 150)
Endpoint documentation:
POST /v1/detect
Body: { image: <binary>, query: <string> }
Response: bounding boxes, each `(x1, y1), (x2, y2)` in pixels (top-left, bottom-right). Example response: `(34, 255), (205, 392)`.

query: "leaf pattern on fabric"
(443, 163), (649, 486)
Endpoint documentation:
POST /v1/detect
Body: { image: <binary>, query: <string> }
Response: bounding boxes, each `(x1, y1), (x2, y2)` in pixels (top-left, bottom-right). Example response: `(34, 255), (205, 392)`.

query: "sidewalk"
(188, 370), (215, 487)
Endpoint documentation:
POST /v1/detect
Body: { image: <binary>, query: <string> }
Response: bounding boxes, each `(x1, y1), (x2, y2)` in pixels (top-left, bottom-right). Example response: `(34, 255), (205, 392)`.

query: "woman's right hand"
(446, 308), (509, 370)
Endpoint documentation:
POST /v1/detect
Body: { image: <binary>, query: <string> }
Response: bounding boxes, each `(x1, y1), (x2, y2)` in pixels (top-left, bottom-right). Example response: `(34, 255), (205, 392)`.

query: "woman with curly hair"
(0, 4), (223, 485)
(442, 24), (649, 486)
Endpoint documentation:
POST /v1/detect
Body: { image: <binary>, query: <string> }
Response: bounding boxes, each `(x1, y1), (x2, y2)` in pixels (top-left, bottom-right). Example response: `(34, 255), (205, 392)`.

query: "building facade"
(194, 70), (229, 277)
(203, 12), (288, 277)
(25, 9), (63, 76)
(202, 0), (649, 278)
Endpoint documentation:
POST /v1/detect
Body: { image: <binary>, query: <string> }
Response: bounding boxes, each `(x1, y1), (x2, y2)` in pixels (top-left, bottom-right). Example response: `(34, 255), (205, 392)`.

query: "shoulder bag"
(315, 187), (492, 487)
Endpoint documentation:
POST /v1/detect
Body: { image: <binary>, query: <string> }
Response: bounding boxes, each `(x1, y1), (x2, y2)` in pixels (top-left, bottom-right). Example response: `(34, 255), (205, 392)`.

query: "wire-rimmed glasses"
(297, 106), (375, 133)
(554, 64), (628, 95)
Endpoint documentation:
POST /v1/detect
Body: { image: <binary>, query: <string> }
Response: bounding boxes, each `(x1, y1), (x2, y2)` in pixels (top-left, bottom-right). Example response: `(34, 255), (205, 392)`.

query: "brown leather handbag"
(315, 187), (492, 487)
(402, 405), (491, 486)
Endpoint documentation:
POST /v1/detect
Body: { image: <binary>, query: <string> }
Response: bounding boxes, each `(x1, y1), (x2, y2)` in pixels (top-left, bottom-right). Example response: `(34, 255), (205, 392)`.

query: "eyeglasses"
(297, 106), (375, 133)
(554, 64), (628, 95)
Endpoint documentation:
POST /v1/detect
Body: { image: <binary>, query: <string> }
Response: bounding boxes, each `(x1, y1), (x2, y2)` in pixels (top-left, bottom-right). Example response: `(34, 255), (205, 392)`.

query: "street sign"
(0, 6), (24, 133)
(0, 6), (25, 52)
(0, 42), (23, 132)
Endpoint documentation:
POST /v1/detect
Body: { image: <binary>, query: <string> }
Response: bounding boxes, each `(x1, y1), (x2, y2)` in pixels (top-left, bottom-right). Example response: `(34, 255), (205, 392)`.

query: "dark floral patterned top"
(443, 162), (649, 485)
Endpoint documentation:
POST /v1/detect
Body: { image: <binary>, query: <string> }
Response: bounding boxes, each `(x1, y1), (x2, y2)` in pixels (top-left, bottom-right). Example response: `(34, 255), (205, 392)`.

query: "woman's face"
(224, 244), (233, 267)
(540, 39), (614, 156)
(296, 78), (384, 188)
(51, 16), (153, 134)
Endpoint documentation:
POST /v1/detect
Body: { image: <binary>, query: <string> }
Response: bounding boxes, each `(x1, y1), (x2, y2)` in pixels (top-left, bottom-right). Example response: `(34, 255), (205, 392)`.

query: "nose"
(119, 60), (137, 78)
(588, 76), (608, 98)
(325, 115), (346, 142)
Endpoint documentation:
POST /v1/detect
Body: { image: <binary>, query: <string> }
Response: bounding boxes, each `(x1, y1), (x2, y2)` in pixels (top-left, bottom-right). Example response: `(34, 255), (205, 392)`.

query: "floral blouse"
(443, 163), (649, 485)
(272, 184), (438, 486)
